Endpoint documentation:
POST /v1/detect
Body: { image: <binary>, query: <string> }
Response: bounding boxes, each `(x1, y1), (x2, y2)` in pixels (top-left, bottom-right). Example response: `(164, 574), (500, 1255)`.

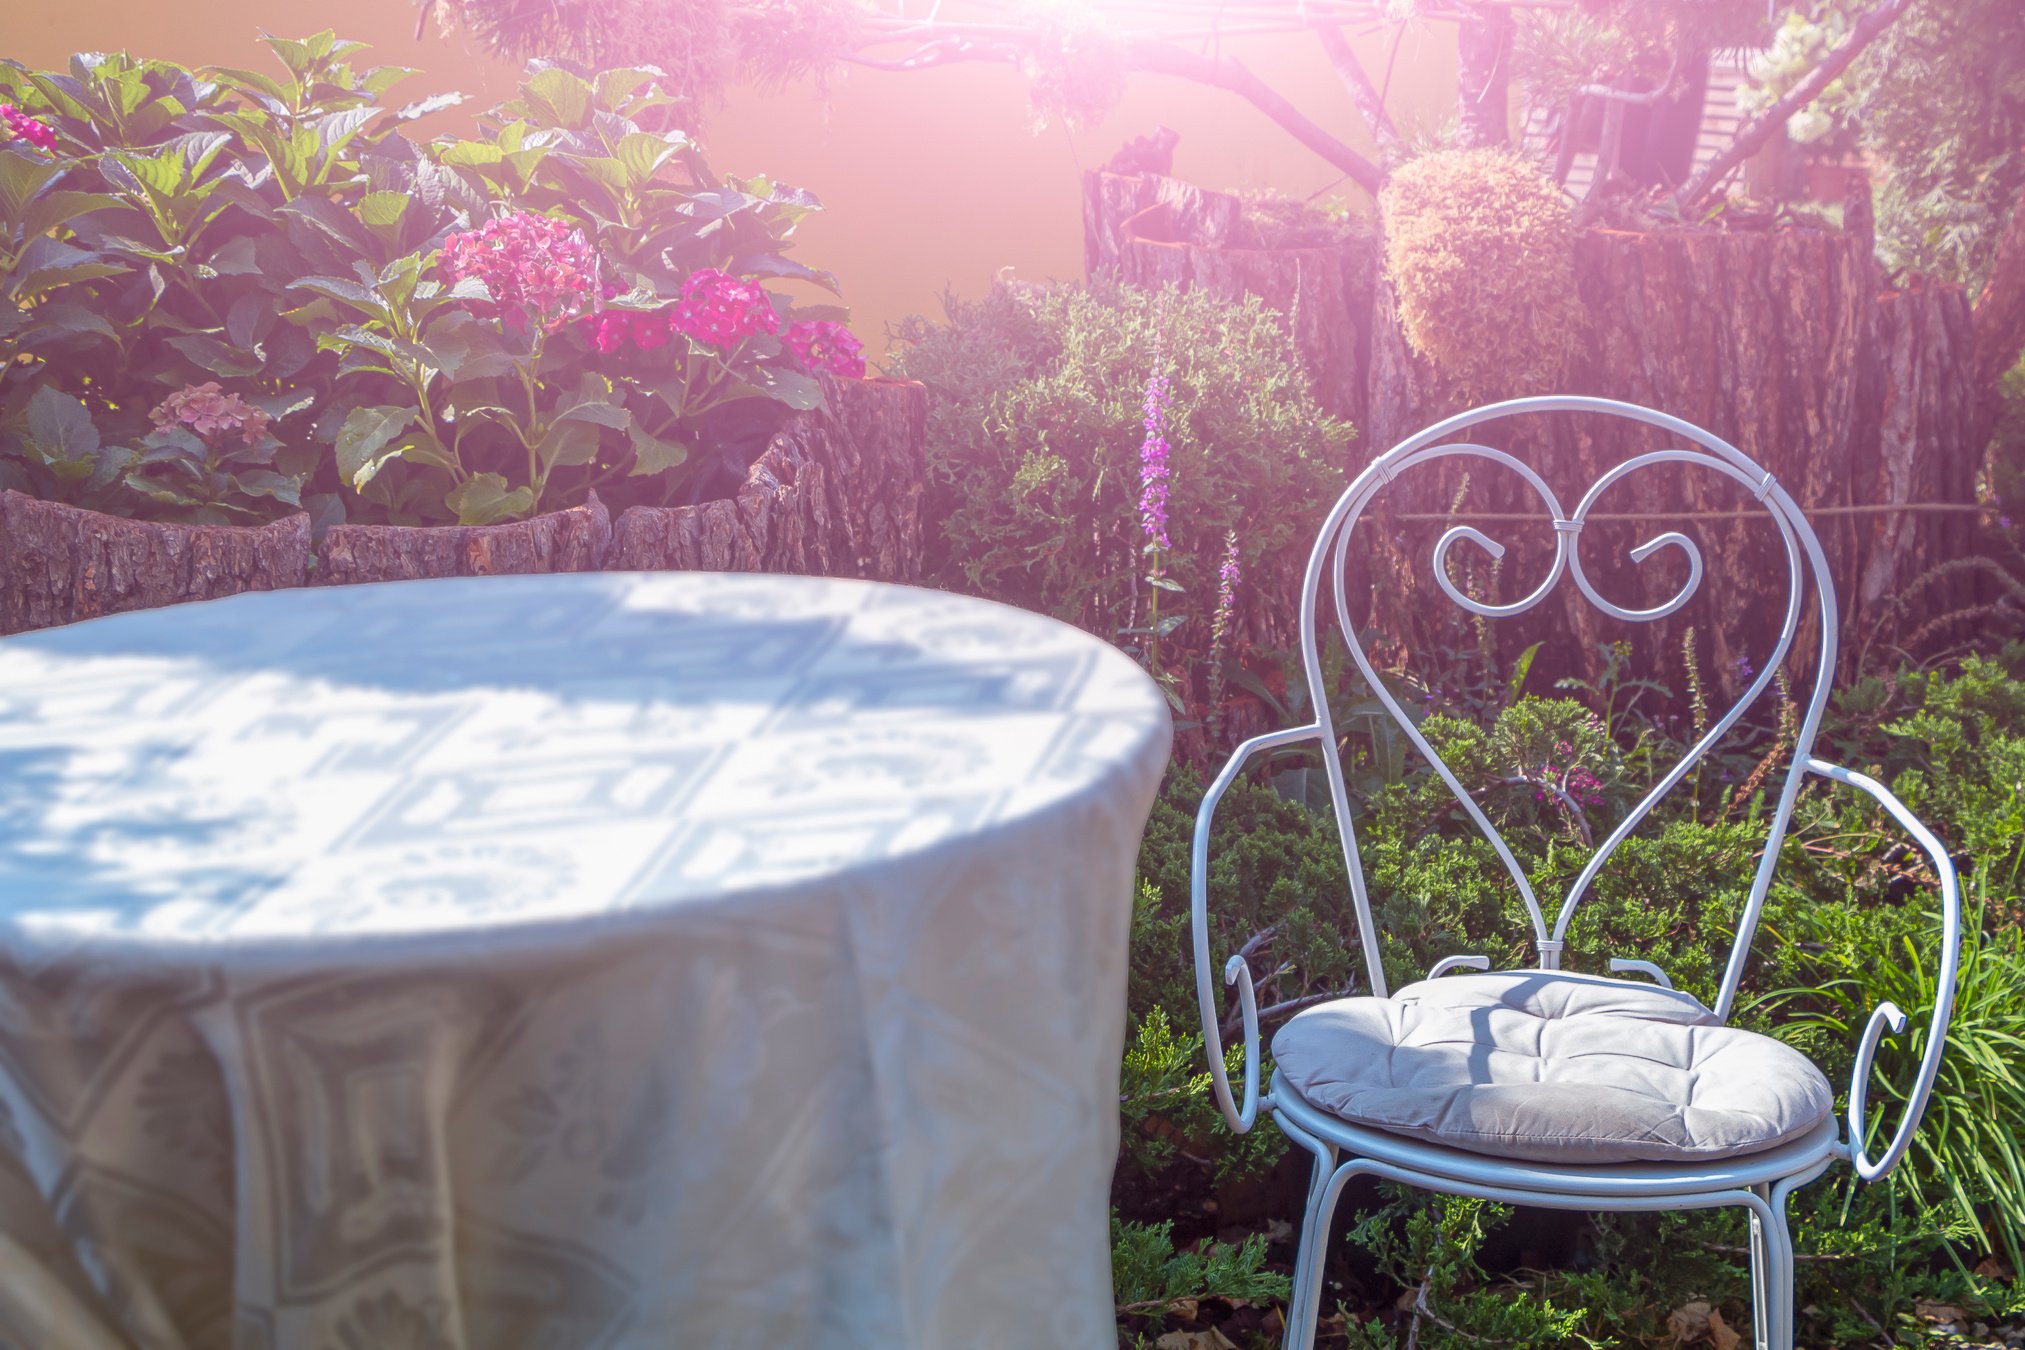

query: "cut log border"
(0, 375), (928, 636)
(0, 491), (311, 636)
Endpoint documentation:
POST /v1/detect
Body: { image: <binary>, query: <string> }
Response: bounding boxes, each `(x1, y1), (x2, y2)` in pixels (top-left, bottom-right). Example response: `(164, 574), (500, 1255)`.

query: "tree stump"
(1360, 224), (1938, 697)
(606, 375), (926, 581)
(1082, 170), (1376, 424)
(315, 492), (610, 585)
(0, 492), (311, 635)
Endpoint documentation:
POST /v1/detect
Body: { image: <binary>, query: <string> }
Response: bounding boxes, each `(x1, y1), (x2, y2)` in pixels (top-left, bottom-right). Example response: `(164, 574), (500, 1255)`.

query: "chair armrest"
(1192, 723), (1324, 1134)
(1804, 758), (1963, 1182)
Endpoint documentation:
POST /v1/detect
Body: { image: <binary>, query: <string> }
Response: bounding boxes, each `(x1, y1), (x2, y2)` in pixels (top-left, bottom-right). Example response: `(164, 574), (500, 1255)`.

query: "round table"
(0, 572), (1171, 1350)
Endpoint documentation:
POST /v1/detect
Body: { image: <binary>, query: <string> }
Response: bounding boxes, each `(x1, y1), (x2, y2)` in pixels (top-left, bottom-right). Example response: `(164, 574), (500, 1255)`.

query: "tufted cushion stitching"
(1271, 972), (1835, 1165)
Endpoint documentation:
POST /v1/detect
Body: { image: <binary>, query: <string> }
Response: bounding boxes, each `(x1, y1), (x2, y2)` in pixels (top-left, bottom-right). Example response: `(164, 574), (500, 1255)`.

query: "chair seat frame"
(1189, 397), (1962, 1350)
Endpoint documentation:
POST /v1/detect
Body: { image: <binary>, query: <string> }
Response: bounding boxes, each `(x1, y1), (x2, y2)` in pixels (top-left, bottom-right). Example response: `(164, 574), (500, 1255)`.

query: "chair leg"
(1283, 1134), (1339, 1350)
(1747, 1182), (1798, 1350)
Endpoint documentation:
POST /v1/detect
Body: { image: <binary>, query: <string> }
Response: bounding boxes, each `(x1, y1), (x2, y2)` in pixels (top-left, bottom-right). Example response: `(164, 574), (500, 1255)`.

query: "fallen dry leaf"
(1668, 1301), (1714, 1344)
(1974, 1256), (2014, 1281)
(1915, 1300), (1969, 1325)
(1154, 1328), (1237, 1350)
(1668, 1301), (1740, 1348)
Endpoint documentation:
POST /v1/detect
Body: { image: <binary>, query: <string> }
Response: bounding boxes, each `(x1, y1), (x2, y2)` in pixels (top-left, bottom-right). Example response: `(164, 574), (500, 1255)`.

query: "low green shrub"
(889, 281), (1352, 724)
(0, 34), (860, 526)
(1117, 641), (2025, 1344)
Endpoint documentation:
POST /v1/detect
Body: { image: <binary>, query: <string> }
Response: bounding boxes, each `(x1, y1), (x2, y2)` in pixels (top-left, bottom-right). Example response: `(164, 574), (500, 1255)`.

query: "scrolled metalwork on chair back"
(1301, 396), (1840, 1020)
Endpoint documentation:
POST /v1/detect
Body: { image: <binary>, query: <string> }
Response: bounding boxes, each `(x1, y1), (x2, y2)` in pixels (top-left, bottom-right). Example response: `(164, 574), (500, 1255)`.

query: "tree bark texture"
(1357, 225), (1983, 696)
(1082, 170), (1376, 424)
(1973, 180), (2025, 438)
(1455, 7), (1515, 150)
(0, 377), (926, 629)
(315, 492), (612, 585)
(0, 492), (310, 635)
(606, 375), (925, 581)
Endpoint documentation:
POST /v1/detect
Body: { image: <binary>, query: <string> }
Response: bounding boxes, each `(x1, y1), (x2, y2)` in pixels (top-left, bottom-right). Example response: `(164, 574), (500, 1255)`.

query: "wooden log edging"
(0, 376), (929, 634)
(315, 492), (612, 585)
(607, 373), (926, 582)
(0, 491), (311, 635)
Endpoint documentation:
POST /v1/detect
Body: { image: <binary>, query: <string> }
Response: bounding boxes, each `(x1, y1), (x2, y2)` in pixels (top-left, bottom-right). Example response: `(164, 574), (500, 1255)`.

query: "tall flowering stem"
(1208, 530), (1240, 728)
(1137, 370), (1173, 674)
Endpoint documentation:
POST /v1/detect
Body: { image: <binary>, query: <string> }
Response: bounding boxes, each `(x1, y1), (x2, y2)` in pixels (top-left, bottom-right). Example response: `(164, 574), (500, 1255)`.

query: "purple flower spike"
(1137, 372), (1172, 550)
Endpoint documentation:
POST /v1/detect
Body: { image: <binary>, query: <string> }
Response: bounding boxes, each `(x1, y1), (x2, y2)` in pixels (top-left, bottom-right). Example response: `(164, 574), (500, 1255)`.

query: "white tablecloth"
(0, 573), (1171, 1350)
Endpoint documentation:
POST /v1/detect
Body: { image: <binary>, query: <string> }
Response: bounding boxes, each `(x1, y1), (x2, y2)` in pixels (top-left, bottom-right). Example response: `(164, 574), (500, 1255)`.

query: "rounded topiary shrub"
(1379, 148), (1586, 397)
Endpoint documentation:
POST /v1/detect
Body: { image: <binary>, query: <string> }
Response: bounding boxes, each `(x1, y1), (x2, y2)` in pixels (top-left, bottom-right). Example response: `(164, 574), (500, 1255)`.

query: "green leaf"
(396, 92), (464, 122)
(109, 147), (189, 201)
(733, 251), (839, 293)
(334, 403), (417, 488)
(627, 423), (688, 477)
(166, 331), (265, 378)
(613, 132), (684, 187)
(205, 234), (260, 275)
(437, 139), (504, 169)
(17, 299), (116, 345)
(24, 385), (100, 464)
(0, 150), (65, 225)
(230, 467), (303, 505)
(19, 190), (120, 243)
(747, 365), (823, 411)
(355, 191), (409, 231)
(522, 67), (593, 130)
(259, 34), (317, 80)
(445, 472), (534, 526)
(288, 272), (382, 314)
(552, 399), (630, 431)
(533, 418), (600, 471)
(7, 236), (130, 300)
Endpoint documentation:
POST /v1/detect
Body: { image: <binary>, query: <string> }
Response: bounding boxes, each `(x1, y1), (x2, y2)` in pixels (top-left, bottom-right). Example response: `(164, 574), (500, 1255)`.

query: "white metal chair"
(1191, 396), (1961, 1350)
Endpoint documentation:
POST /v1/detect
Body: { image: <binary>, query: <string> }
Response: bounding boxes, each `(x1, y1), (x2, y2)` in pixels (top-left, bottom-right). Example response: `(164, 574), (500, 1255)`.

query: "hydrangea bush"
(0, 34), (867, 526)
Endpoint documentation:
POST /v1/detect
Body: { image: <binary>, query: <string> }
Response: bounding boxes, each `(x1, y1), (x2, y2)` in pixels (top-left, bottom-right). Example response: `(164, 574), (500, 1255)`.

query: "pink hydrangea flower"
(581, 309), (676, 356)
(438, 211), (603, 333)
(670, 268), (779, 349)
(1, 104), (57, 155)
(149, 382), (270, 445)
(782, 319), (866, 379)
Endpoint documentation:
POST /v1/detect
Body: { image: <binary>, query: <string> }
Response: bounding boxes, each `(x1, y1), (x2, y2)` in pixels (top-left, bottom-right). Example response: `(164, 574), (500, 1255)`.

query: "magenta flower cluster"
(783, 319), (867, 379)
(438, 211), (603, 333)
(1, 104), (57, 155)
(149, 382), (270, 445)
(1536, 739), (1606, 809)
(583, 309), (673, 356)
(578, 269), (866, 378)
(1137, 372), (1172, 550)
(670, 268), (778, 348)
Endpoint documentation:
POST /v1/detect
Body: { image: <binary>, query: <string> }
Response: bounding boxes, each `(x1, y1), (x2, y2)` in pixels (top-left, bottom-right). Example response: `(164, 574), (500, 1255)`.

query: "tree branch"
(840, 30), (1387, 194)
(1315, 25), (1400, 159)
(1125, 38), (1386, 195)
(1673, 0), (1915, 212)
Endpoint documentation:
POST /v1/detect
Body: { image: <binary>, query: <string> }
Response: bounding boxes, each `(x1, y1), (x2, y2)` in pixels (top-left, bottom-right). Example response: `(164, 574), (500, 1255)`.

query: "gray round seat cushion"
(1271, 971), (1835, 1164)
